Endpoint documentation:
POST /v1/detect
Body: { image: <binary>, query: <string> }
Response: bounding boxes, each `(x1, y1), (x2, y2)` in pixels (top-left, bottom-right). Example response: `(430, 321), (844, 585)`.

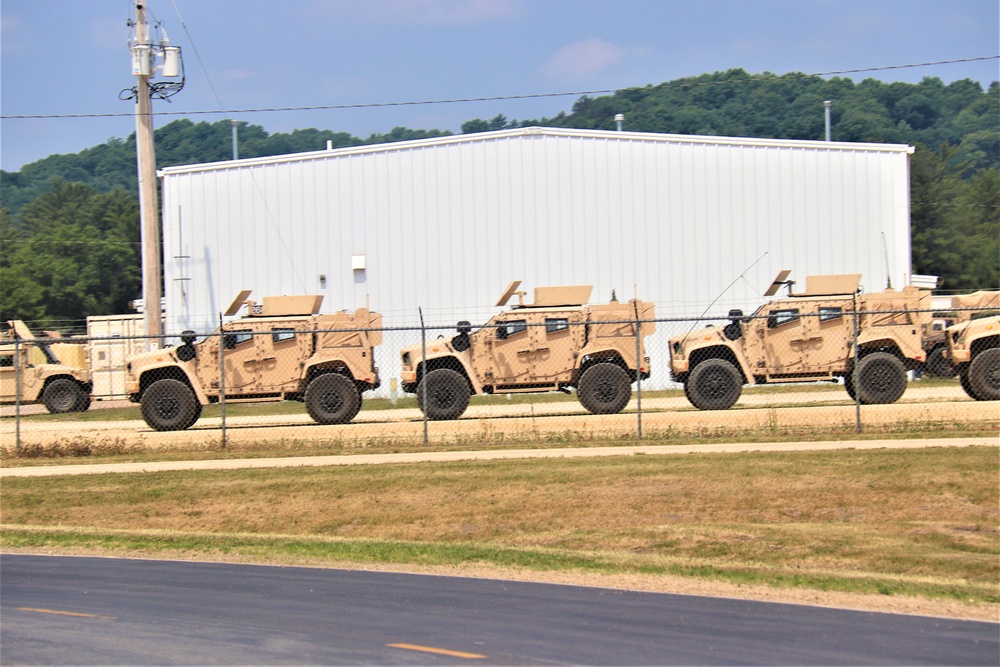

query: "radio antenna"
(685, 251), (768, 335)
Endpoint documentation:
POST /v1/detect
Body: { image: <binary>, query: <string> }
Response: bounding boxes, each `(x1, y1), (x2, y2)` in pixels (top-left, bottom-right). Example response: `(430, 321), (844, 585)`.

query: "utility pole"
(133, 1), (163, 347)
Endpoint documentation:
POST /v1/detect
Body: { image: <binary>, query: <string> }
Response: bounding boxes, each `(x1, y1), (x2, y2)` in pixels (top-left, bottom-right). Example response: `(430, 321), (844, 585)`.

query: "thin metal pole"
(231, 120), (239, 160)
(853, 295), (862, 433)
(633, 299), (642, 441)
(14, 337), (21, 452)
(219, 314), (226, 449)
(419, 308), (428, 444)
(824, 100), (832, 141)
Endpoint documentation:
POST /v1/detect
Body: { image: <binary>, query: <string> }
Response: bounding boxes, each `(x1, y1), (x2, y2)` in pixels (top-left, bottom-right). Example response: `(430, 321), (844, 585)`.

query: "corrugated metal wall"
(160, 126), (913, 335)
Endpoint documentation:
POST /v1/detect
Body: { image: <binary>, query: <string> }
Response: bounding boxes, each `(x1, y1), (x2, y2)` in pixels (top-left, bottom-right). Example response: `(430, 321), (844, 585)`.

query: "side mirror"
(180, 330), (197, 345)
(457, 320), (472, 335)
(728, 309), (743, 320)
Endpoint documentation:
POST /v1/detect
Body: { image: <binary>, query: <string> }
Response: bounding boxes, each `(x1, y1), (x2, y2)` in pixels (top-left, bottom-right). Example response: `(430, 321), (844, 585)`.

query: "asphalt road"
(2, 555), (997, 666)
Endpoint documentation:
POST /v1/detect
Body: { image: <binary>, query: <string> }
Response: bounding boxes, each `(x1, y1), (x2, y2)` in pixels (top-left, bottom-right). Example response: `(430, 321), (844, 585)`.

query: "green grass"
(3, 446), (998, 604)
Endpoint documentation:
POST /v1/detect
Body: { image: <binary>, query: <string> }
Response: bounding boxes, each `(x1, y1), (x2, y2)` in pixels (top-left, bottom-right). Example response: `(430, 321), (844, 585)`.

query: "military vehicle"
(125, 292), (382, 431)
(921, 291), (999, 377)
(946, 314), (999, 401)
(0, 320), (92, 413)
(669, 272), (930, 410)
(399, 281), (655, 420)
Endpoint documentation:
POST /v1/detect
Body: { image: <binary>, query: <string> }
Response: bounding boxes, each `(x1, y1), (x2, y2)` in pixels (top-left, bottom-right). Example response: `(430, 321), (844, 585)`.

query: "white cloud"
(541, 38), (642, 80)
(307, 0), (524, 25)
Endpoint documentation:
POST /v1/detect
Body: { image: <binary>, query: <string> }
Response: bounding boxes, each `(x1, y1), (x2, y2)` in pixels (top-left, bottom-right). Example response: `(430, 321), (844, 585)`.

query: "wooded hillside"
(1, 69), (997, 328)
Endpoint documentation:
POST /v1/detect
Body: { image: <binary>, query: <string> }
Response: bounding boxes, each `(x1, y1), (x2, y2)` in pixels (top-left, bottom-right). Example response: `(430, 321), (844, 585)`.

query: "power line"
(3, 57), (997, 121)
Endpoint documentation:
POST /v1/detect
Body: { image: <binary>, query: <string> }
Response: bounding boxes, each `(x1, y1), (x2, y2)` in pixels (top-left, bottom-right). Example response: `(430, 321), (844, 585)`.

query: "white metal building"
(159, 127), (914, 386)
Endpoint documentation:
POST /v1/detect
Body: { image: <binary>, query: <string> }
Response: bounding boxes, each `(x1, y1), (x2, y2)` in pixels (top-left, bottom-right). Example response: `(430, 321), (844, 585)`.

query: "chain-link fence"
(2, 307), (996, 453)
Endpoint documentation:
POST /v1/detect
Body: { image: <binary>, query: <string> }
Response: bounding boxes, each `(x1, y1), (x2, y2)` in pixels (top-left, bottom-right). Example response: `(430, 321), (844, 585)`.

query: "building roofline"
(158, 126), (915, 177)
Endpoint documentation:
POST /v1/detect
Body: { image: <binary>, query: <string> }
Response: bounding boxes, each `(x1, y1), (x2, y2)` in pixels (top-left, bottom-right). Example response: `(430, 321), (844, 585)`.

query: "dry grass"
(3, 446), (997, 605)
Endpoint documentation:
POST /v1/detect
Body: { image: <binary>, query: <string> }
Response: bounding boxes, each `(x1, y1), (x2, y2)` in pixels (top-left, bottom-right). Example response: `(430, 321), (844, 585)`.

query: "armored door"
(0, 347), (21, 402)
(808, 303), (852, 373)
(254, 326), (308, 392)
(758, 306), (808, 376)
(530, 313), (584, 383)
(220, 326), (259, 395)
(484, 316), (532, 387)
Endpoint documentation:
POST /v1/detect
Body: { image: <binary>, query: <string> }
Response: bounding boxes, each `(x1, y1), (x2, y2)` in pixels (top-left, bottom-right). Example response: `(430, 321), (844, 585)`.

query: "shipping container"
(87, 314), (147, 399)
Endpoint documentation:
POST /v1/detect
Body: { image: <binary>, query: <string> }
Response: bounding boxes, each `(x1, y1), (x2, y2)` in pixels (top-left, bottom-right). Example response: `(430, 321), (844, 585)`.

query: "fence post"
(853, 299), (862, 434)
(633, 302), (643, 441)
(419, 308), (428, 445)
(14, 336), (21, 453)
(219, 314), (227, 449)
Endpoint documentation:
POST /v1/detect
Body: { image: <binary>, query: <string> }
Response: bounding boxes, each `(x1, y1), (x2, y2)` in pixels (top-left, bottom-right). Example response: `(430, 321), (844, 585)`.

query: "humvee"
(669, 272), (930, 410)
(921, 291), (999, 377)
(399, 281), (655, 420)
(0, 320), (92, 413)
(125, 291), (382, 431)
(946, 314), (999, 401)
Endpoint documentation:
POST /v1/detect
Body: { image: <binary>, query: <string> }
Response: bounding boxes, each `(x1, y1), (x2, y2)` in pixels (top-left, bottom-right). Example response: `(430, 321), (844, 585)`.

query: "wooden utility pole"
(134, 1), (163, 347)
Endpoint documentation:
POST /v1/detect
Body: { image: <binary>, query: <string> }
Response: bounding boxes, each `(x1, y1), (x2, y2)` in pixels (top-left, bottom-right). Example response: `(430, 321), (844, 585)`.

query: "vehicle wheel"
(416, 368), (470, 420)
(844, 373), (857, 401)
(577, 363), (632, 414)
(686, 359), (742, 410)
(140, 379), (201, 431)
(683, 379), (695, 404)
(41, 379), (85, 414)
(305, 373), (362, 424)
(958, 369), (977, 399)
(966, 348), (1000, 401)
(73, 392), (92, 412)
(855, 352), (907, 405)
(923, 347), (955, 378)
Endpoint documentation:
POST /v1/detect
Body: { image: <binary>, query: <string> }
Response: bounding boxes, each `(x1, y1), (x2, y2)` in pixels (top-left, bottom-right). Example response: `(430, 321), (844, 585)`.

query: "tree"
(0, 180), (140, 329)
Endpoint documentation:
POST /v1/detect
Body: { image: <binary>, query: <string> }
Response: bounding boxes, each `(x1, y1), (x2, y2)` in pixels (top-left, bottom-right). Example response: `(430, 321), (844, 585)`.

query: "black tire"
(73, 392), (92, 412)
(844, 373), (857, 401)
(686, 359), (742, 410)
(855, 352), (907, 405)
(416, 368), (470, 420)
(923, 347), (955, 378)
(966, 348), (1000, 401)
(577, 363), (632, 414)
(140, 378), (201, 431)
(305, 373), (362, 424)
(41, 378), (85, 414)
(959, 370), (976, 399)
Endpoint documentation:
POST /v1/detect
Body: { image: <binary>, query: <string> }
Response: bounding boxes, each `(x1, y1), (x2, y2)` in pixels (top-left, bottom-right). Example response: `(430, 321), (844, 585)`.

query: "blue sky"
(1, 0), (998, 172)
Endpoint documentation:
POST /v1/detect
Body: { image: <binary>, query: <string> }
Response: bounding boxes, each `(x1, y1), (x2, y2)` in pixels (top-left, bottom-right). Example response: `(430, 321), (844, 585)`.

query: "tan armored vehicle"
(669, 273), (930, 409)
(399, 281), (655, 420)
(946, 314), (999, 401)
(125, 292), (382, 431)
(0, 320), (92, 413)
(922, 291), (999, 377)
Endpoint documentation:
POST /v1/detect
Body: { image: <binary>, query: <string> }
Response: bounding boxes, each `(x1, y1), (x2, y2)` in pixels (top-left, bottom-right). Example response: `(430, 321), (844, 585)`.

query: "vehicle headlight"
(402, 352), (411, 366)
